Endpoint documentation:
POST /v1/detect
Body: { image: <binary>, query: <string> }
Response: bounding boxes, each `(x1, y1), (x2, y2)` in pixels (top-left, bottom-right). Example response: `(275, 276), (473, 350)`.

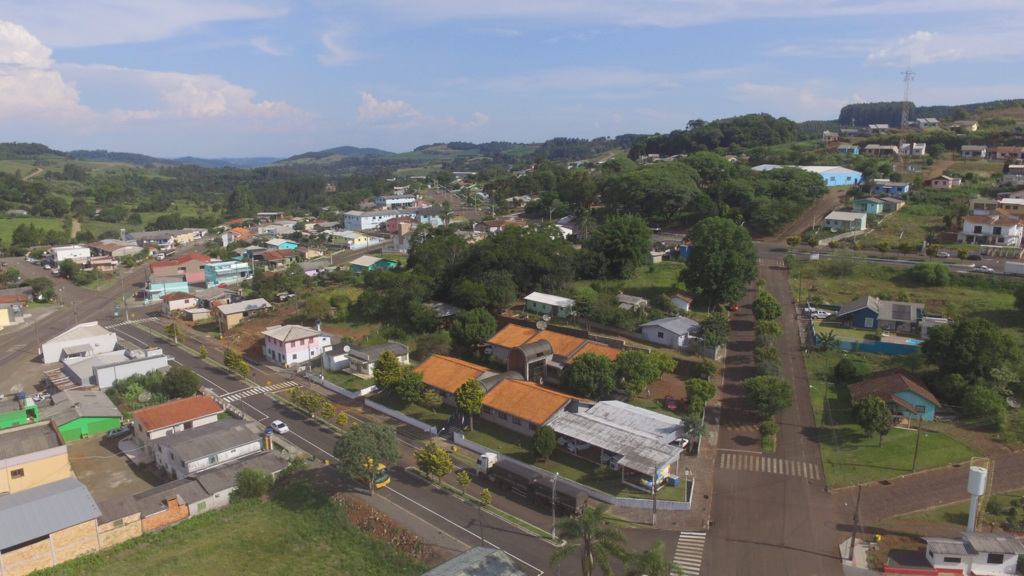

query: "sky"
(1, 1), (1022, 158)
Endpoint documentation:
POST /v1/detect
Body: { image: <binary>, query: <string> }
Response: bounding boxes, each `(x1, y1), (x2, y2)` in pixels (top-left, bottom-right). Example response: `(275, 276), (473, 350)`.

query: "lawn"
(569, 261), (685, 302)
(804, 350), (977, 487)
(372, 392), (454, 429)
(0, 217), (66, 245)
(316, 369), (374, 391)
(894, 488), (1024, 532)
(35, 478), (426, 576)
(463, 420), (690, 502)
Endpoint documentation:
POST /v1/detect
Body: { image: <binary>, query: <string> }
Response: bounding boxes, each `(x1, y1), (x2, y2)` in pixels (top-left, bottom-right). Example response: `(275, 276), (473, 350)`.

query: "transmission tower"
(898, 66), (915, 172)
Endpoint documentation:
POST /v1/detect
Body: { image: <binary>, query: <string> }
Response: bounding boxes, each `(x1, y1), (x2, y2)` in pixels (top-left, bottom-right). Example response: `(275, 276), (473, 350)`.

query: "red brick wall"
(141, 497), (189, 533)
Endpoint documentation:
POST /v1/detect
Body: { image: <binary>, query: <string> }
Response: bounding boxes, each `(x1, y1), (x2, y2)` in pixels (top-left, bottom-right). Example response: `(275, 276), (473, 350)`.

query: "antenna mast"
(899, 66), (915, 172)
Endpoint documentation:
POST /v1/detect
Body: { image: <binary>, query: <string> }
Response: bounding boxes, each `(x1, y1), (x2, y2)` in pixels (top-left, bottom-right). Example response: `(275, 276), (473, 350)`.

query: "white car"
(269, 420), (290, 434)
(32, 392), (51, 403)
(811, 310), (830, 319)
(935, 251), (951, 258)
(975, 265), (995, 274)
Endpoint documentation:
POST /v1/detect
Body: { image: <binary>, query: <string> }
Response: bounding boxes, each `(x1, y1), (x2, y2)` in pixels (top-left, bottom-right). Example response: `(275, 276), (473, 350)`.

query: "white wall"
(641, 326), (684, 349)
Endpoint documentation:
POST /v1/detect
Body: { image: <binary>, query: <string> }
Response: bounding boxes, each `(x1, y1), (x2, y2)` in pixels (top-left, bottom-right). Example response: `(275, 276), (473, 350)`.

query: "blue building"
(349, 255), (397, 274)
(205, 260), (252, 288)
(837, 144), (860, 155)
(265, 239), (298, 251)
(852, 197), (885, 214)
(523, 292), (575, 318)
(751, 164), (862, 187)
(872, 180), (911, 195)
(145, 275), (188, 303)
(849, 368), (940, 421)
(836, 295), (924, 332)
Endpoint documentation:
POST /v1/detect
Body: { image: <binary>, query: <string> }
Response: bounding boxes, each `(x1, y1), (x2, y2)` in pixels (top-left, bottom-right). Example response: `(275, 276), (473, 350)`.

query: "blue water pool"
(905, 339), (924, 345)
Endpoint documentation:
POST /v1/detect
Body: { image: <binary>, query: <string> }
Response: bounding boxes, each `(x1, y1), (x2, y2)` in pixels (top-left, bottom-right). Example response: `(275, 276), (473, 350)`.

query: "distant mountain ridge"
(280, 145), (394, 162)
(69, 149), (282, 168)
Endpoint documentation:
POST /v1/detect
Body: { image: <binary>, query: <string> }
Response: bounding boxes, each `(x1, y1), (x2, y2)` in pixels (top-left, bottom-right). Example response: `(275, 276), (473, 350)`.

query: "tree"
(373, 350), (403, 392)
(922, 317), (1024, 380)
(450, 308), (498, 349)
(480, 488), (492, 507)
(395, 370), (425, 404)
(223, 348), (242, 373)
(563, 353), (616, 400)
(685, 378), (717, 415)
(680, 217), (758, 306)
(419, 389), (443, 413)
(412, 331), (452, 361)
(456, 470), (471, 495)
(321, 402), (336, 421)
(162, 366), (201, 398)
(754, 320), (782, 347)
(614, 350), (674, 399)
(852, 396), (894, 446)
(550, 504), (626, 576)
(414, 441), (453, 484)
(697, 311), (731, 348)
(233, 467), (274, 501)
(336, 412), (349, 427)
(531, 425), (557, 461)
(624, 541), (683, 576)
(818, 330), (839, 352)
(455, 379), (484, 431)
(876, 240), (891, 254)
(786, 236), (801, 248)
(164, 322), (184, 344)
(742, 376), (794, 420)
(582, 214), (653, 278)
(235, 360), (250, 379)
(333, 422), (401, 495)
(962, 386), (1008, 431)
(751, 289), (782, 321)
(304, 295), (331, 322)
(198, 345), (208, 360)
(834, 356), (869, 383)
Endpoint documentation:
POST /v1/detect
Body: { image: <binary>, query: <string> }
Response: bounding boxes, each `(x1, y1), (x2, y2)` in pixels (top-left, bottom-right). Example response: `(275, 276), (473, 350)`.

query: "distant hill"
(69, 149), (176, 165)
(281, 145), (393, 162)
(1, 142), (68, 160)
(173, 156), (281, 169)
(835, 99), (1024, 127)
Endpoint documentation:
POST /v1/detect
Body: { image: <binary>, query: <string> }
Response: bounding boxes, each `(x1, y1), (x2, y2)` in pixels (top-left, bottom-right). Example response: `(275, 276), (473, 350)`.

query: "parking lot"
(67, 434), (159, 503)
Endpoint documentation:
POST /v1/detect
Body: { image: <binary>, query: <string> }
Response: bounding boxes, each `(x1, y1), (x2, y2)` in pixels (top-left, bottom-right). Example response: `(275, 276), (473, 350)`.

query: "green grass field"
(0, 217), (67, 245)
(35, 479), (426, 576)
(569, 261), (685, 302)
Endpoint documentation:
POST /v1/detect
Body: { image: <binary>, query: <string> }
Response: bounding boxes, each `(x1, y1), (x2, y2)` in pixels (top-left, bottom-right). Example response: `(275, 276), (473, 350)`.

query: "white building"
(343, 209), (418, 231)
(62, 348), (168, 389)
(152, 419), (263, 480)
(824, 211), (868, 231)
(50, 244), (91, 263)
(958, 214), (1024, 246)
(374, 194), (418, 209)
(261, 324), (332, 366)
(639, 316), (700, 350)
(887, 532), (1024, 576)
(132, 396), (224, 456)
(41, 322), (119, 364)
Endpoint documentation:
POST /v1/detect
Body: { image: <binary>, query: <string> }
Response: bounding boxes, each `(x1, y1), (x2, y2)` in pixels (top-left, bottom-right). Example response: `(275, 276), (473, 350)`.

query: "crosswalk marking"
(106, 317), (161, 328)
(674, 531), (706, 575)
(220, 381), (298, 403)
(758, 258), (785, 267)
(717, 453), (821, 480)
(719, 420), (759, 432)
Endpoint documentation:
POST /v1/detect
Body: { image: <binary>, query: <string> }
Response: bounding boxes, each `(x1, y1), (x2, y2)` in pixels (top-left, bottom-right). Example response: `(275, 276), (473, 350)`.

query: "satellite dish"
(484, 347), (493, 356)
(138, 391), (152, 403)
(536, 321), (548, 330)
(1008, 397), (1021, 409)
(542, 314), (551, 322)
(342, 345), (351, 353)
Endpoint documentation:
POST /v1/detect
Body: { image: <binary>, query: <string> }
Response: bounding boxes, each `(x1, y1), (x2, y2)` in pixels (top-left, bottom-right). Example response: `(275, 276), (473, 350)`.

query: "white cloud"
(867, 31), (964, 65)
(0, 0), (287, 48)
(319, 28), (358, 66)
(251, 36), (287, 56)
(356, 92), (488, 132)
(731, 82), (849, 120)
(0, 20), (91, 121)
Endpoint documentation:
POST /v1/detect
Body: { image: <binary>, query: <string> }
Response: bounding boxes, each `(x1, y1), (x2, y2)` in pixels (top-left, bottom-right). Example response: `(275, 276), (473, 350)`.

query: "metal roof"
(640, 316), (699, 337)
(151, 419), (261, 463)
(133, 478), (208, 516)
(524, 292), (575, 307)
(261, 324), (324, 342)
(0, 478), (101, 550)
(216, 298), (271, 315)
(0, 421), (63, 459)
(193, 451), (290, 495)
(46, 321), (113, 344)
(962, 531), (1024, 555)
(923, 537), (969, 556)
(349, 341), (409, 364)
(41, 390), (122, 427)
(421, 547), (527, 576)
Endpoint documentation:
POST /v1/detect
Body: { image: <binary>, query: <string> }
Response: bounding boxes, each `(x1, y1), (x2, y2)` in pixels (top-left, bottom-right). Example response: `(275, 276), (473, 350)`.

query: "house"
(349, 255), (397, 273)
(5, 209), (27, 216)
(422, 547), (527, 576)
(215, 298), (272, 331)
(264, 238), (298, 251)
(259, 249), (297, 269)
(750, 164), (862, 187)
(836, 143), (860, 155)
(867, 124), (890, 133)
(0, 301), (26, 331)
(414, 355), (493, 403)
(343, 209), (418, 231)
(261, 324), (333, 367)
(616, 293), (648, 311)
(998, 197), (1024, 218)
(182, 308), (210, 322)
(961, 145), (988, 158)
(330, 229), (374, 249)
(131, 478), (201, 533)
(880, 197), (906, 212)
(474, 220), (530, 234)
(204, 260), (251, 288)
(640, 316), (700, 350)
(839, 127), (861, 138)
(958, 214), (1024, 246)
(852, 197), (885, 214)
(971, 196), (1000, 214)
(87, 240), (144, 259)
(162, 292), (199, 316)
(951, 120), (978, 132)
(823, 211), (867, 231)
(345, 342), (411, 376)
(125, 230), (181, 251)
(41, 322), (118, 365)
(849, 368), (940, 422)
(188, 450), (289, 515)
(149, 253), (212, 283)
(144, 274), (189, 302)
(486, 324), (541, 362)
(0, 421), (70, 494)
(915, 117), (940, 129)
(384, 216), (416, 234)
(899, 142), (927, 156)
(132, 396), (223, 456)
(507, 331), (621, 386)
(872, 179), (911, 195)
(416, 205), (445, 227)
(524, 292), (575, 318)
(925, 175), (963, 189)
(152, 419), (263, 479)
(259, 220), (297, 236)
(60, 348), (168, 390)
(885, 532), (1024, 575)
(38, 390), (122, 441)
(0, 477), (101, 575)
(256, 212), (282, 222)
(375, 194), (418, 210)
(670, 293), (693, 312)
(480, 377), (581, 434)
(296, 246), (323, 260)
(50, 244), (90, 263)
(0, 396), (39, 430)
(836, 295), (924, 332)
(990, 146), (1024, 162)
(1008, 165), (1024, 176)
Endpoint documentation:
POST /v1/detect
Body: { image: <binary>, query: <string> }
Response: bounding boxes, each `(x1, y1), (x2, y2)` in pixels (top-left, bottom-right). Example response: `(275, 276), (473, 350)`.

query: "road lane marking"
(674, 531), (706, 576)
(717, 453), (821, 480)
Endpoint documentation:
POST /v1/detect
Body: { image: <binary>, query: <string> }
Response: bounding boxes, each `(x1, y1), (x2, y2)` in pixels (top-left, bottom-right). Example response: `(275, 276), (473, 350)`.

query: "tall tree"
(373, 350), (403, 392)
(852, 395), (894, 446)
(624, 541), (684, 576)
(161, 366), (201, 398)
(531, 425), (557, 461)
(741, 376), (794, 420)
(697, 311), (731, 349)
(164, 322), (184, 344)
(414, 440), (453, 484)
(751, 289), (782, 321)
(455, 378), (484, 431)
(550, 504), (626, 576)
(685, 378), (717, 415)
(395, 370), (425, 404)
(615, 350), (675, 399)
(583, 214), (653, 279)
(332, 422), (401, 495)
(564, 353), (617, 400)
(680, 217), (758, 306)
(450, 308), (498, 349)
(922, 317), (1024, 380)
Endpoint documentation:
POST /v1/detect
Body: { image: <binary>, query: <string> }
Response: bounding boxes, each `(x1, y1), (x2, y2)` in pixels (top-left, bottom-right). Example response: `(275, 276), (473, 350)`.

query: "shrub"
(753, 346), (781, 365)
(833, 356), (869, 383)
(759, 420), (779, 437)
(755, 360), (782, 377)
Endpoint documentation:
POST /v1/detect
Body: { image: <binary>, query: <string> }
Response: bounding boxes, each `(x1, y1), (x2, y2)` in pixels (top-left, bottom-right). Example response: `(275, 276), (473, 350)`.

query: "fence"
(452, 433), (691, 511)
(364, 398), (437, 436)
(303, 372), (377, 399)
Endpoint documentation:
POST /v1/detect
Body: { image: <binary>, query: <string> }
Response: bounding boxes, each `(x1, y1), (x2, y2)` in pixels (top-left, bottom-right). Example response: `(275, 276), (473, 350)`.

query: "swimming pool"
(905, 339), (924, 345)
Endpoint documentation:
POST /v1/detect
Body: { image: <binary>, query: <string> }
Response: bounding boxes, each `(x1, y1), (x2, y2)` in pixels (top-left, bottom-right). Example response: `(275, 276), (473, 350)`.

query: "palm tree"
(818, 330), (839, 352)
(624, 541), (684, 576)
(549, 504), (625, 576)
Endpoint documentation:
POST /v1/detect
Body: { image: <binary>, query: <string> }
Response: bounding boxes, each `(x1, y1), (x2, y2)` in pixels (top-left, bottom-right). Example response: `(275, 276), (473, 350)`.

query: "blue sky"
(1, 1), (1021, 158)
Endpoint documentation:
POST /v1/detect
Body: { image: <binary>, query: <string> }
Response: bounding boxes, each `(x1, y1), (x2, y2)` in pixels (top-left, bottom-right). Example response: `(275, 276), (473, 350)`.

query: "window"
(657, 331), (664, 338)
(113, 519), (124, 528)
(974, 226), (983, 234)
(512, 416), (522, 425)
(987, 553), (1005, 564)
(482, 406), (493, 414)
(10, 468), (24, 479)
(498, 412), (507, 420)
(864, 318), (874, 328)
(292, 354), (297, 360)
(529, 423), (538, 431)
(994, 227), (1002, 235)
(209, 456), (218, 464)
(197, 502), (207, 511)
(943, 556), (960, 563)
(915, 405), (926, 414)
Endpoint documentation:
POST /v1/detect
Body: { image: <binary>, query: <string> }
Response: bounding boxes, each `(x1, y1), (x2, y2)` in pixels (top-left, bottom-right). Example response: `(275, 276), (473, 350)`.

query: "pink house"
(261, 324), (332, 367)
(925, 175), (963, 189)
(385, 216), (415, 234)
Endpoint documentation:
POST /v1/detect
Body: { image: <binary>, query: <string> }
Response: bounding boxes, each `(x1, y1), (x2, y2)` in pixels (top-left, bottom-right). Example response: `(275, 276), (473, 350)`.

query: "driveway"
(67, 435), (159, 503)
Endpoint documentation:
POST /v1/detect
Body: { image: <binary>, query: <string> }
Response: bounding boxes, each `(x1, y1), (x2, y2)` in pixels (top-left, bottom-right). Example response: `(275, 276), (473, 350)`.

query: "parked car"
(566, 440), (591, 453)
(106, 427), (131, 439)
(32, 392), (51, 403)
(967, 253), (983, 261)
(269, 419), (290, 434)
(975, 265), (995, 274)
(42, 263), (51, 270)
(935, 251), (951, 258)
(811, 310), (830, 319)
(1, 261), (6, 267)
(663, 395), (678, 411)
(670, 437), (690, 450)
(726, 304), (739, 311)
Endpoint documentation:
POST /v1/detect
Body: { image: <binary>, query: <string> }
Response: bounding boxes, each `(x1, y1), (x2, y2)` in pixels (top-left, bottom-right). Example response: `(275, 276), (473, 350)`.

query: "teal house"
(852, 197), (885, 215)
(39, 390), (123, 441)
(524, 292), (575, 318)
(350, 255), (397, 274)
(0, 397), (39, 430)
(849, 368), (940, 422)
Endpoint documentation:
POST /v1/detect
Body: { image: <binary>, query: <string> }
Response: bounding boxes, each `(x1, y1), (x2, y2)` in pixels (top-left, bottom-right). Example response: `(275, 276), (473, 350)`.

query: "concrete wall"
(95, 355), (170, 389)
(97, 512), (143, 549)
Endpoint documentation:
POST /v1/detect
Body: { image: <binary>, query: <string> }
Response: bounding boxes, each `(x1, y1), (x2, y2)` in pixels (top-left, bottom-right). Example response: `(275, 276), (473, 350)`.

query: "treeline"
(0, 143), (66, 160)
(838, 102), (911, 127)
(536, 135), (644, 161)
(628, 114), (801, 158)
(915, 99), (1024, 120)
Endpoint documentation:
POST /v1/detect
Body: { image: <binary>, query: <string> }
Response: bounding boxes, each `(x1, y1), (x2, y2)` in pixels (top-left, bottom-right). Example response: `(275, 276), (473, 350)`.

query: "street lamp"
(551, 472), (559, 539)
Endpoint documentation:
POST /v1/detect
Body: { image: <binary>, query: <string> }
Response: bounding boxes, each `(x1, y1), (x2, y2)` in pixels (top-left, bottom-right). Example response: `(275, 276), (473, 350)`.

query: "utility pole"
(551, 472), (559, 539)
(848, 484), (862, 561)
(912, 413), (924, 472)
(651, 466), (658, 526)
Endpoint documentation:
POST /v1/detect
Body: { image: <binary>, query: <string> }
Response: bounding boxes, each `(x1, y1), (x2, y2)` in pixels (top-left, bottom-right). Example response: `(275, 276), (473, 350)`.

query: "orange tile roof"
(526, 330), (585, 357)
(484, 379), (577, 425)
(132, 396), (223, 432)
(487, 324), (539, 349)
(414, 355), (489, 394)
(230, 227), (250, 235)
(573, 342), (621, 363)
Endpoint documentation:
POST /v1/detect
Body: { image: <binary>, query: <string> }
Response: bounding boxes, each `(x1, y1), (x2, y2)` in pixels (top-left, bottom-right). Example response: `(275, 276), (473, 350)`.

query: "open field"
(0, 217), (67, 245)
